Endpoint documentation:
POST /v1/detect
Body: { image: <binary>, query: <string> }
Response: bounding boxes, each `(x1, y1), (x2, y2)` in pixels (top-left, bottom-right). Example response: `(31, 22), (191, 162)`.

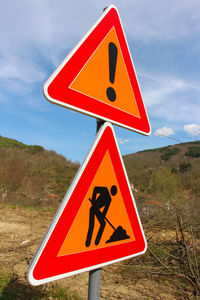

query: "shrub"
(26, 145), (44, 154)
(185, 146), (200, 158)
(171, 167), (178, 174)
(148, 167), (183, 200)
(179, 162), (191, 173)
(161, 147), (181, 161)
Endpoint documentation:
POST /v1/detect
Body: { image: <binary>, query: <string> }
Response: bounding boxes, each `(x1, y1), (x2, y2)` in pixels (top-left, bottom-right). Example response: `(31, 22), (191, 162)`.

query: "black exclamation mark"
(106, 42), (118, 102)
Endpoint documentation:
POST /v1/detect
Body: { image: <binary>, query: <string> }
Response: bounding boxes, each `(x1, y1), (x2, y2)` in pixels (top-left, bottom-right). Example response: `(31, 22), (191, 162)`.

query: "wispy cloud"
(0, 56), (46, 83)
(124, 0), (200, 42)
(1, 0), (200, 84)
(1, 0), (199, 83)
(140, 73), (200, 126)
(141, 73), (200, 106)
(184, 124), (200, 136)
(117, 138), (130, 145)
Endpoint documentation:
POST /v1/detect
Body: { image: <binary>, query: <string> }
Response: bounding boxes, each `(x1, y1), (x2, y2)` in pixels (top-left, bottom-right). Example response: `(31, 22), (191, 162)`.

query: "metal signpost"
(28, 5), (151, 300)
(88, 119), (104, 300)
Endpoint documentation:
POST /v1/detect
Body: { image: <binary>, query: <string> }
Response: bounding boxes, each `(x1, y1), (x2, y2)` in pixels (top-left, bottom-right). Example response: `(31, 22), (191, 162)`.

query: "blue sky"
(0, 0), (200, 163)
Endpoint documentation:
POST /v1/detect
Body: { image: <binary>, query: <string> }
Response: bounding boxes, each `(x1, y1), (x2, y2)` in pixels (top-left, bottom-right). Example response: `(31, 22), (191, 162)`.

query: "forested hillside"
(0, 135), (79, 207)
(0, 135), (200, 211)
(124, 141), (200, 201)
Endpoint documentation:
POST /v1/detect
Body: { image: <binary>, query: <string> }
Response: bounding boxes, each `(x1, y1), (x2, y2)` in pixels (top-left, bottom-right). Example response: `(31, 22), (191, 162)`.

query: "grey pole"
(96, 118), (105, 133)
(88, 268), (102, 300)
(88, 10), (107, 299)
(88, 118), (105, 300)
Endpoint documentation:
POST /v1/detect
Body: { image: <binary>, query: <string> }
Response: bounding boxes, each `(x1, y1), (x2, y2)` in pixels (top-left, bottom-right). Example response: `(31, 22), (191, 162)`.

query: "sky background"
(0, 0), (200, 163)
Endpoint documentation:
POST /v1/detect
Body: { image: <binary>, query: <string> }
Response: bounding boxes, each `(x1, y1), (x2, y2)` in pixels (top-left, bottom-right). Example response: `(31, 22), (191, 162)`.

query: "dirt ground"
(0, 205), (182, 299)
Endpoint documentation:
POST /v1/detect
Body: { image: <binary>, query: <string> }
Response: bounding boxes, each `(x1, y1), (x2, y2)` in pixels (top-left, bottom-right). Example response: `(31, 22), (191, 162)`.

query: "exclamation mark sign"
(106, 42), (118, 102)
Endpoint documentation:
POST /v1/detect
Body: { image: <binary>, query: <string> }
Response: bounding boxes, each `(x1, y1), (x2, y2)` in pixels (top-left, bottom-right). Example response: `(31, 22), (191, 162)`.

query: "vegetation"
(0, 271), (81, 299)
(0, 136), (27, 148)
(122, 200), (200, 298)
(122, 140), (200, 297)
(179, 162), (192, 173)
(148, 167), (183, 200)
(124, 140), (200, 196)
(0, 135), (79, 208)
(0, 136), (44, 153)
(185, 146), (200, 158)
(1, 135), (199, 209)
(160, 147), (181, 161)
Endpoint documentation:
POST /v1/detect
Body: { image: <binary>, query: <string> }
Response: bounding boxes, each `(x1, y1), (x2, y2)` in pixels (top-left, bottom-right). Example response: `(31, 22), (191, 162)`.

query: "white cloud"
(184, 124), (200, 136)
(117, 138), (130, 145)
(154, 127), (175, 137)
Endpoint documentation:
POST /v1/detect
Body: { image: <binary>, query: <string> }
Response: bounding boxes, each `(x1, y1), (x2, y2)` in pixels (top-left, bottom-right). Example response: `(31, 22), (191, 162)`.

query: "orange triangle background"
(70, 27), (140, 118)
(58, 150), (135, 256)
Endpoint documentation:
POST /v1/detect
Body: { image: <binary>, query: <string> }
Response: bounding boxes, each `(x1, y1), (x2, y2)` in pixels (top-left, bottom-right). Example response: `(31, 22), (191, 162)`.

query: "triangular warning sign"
(43, 5), (151, 135)
(28, 122), (147, 286)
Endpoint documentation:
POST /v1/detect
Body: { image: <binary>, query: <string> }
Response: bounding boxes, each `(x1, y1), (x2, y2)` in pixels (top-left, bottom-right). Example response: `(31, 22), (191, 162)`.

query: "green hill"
(124, 141), (200, 195)
(0, 135), (79, 208)
(123, 141), (200, 221)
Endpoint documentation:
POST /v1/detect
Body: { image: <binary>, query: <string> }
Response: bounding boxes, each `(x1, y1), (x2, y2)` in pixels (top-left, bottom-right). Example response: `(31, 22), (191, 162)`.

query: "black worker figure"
(85, 185), (117, 247)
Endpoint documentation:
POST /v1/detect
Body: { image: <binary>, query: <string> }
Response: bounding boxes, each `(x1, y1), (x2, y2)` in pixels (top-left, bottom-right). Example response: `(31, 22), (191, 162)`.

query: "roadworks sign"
(27, 122), (147, 286)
